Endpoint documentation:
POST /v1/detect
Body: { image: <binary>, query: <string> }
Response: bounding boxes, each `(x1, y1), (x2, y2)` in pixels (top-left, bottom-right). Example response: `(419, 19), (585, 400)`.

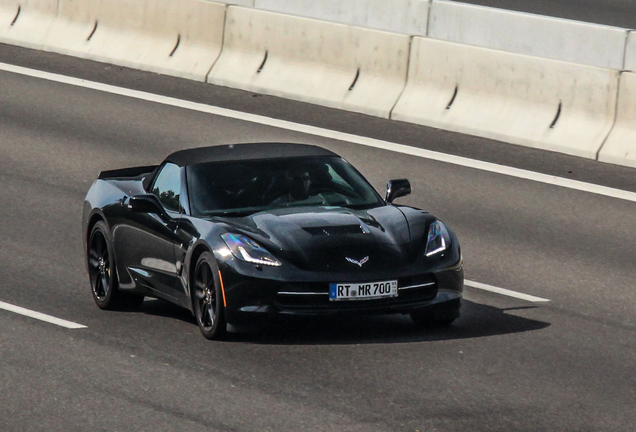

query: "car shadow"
(234, 299), (550, 345)
(137, 298), (197, 324)
(135, 298), (550, 345)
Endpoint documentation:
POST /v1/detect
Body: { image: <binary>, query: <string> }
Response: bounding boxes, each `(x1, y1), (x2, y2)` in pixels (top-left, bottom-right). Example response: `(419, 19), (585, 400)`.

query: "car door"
(113, 162), (185, 301)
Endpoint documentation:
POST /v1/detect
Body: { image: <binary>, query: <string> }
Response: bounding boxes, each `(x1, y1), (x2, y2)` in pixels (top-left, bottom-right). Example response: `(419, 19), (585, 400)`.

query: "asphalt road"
(1, 45), (636, 431)
(460, 0), (636, 28)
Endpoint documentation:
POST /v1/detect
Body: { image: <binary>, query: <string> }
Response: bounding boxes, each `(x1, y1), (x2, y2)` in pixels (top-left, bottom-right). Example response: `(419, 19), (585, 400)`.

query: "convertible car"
(83, 143), (463, 339)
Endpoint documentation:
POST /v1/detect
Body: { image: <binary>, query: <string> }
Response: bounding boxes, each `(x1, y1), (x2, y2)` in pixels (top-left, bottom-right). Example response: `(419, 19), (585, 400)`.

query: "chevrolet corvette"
(82, 143), (463, 339)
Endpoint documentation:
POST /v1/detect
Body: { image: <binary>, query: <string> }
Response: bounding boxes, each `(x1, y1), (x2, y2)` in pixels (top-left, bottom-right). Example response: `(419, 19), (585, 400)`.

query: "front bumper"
(218, 257), (464, 333)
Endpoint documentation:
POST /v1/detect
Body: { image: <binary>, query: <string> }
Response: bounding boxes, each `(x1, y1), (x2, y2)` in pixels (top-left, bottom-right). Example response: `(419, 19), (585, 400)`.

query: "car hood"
(224, 205), (421, 272)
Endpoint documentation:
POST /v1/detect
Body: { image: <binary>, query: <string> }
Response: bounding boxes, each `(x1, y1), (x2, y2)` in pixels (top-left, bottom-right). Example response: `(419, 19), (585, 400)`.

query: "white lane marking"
(465, 280), (550, 303)
(0, 301), (87, 329)
(2, 62), (636, 203)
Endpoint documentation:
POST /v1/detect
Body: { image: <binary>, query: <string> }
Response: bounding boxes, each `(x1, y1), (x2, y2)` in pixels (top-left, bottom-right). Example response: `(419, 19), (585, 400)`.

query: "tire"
(192, 252), (227, 340)
(87, 220), (143, 310)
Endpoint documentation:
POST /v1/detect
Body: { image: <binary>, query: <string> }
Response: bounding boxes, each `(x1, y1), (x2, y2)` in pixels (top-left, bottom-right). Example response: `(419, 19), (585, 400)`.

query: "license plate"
(329, 280), (398, 301)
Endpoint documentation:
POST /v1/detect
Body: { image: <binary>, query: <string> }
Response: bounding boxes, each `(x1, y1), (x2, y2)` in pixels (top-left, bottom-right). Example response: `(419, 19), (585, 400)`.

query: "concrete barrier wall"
(1, 0), (633, 165)
(203, 0), (253, 5)
(598, 72), (636, 167)
(623, 31), (636, 72)
(428, 0), (629, 70)
(392, 38), (619, 159)
(43, 0), (225, 81)
(208, 7), (410, 118)
(0, 0), (57, 50)
(254, 0), (430, 36)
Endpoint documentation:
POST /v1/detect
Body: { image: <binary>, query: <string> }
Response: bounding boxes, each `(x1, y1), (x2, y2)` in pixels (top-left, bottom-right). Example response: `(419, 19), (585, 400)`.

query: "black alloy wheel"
(193, 252), (227, 340)
(87, 221), (143, 310)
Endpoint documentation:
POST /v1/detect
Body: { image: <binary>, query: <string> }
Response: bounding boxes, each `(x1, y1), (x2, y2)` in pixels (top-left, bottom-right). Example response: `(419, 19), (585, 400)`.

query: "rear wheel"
(192, 252), (227, 340)
(87, 221), (143, 310)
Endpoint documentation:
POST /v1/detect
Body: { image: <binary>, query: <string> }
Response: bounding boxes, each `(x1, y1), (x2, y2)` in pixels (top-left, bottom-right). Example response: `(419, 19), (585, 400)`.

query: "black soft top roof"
(165, 143), (338, 167)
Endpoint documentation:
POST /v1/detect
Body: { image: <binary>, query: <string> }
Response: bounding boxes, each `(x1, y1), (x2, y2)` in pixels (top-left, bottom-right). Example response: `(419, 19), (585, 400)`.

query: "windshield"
(186, 156), (384, 217)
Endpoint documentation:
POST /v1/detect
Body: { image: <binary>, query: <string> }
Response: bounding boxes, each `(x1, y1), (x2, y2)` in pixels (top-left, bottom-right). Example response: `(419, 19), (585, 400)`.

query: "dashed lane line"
(465, 280), (551, 303)
(0, 301), (87, 329)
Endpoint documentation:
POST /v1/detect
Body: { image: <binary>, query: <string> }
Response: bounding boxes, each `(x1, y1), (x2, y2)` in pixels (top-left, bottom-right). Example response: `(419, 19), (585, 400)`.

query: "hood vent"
(303, 224), (367, 236)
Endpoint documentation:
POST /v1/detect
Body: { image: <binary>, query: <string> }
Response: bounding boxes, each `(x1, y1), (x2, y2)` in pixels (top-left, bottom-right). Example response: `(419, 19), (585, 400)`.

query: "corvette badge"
(346, 256), (369, 267)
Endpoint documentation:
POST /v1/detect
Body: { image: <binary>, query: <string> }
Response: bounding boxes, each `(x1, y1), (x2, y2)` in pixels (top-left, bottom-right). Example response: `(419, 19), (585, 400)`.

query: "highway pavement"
(1, 44), (636, 431)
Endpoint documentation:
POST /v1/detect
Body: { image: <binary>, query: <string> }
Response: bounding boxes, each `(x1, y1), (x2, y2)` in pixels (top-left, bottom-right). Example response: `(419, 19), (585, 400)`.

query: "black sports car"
(83, 143), (463, 339)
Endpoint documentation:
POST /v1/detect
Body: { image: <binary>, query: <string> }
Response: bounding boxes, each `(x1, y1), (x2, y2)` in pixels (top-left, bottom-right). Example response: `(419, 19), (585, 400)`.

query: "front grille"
(274, 274), (437, 310)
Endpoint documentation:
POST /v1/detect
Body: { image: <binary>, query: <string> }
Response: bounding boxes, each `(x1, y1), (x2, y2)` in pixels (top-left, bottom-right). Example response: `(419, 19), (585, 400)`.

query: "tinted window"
(151, 163), (182, 212)
(186, 156), (384, 217)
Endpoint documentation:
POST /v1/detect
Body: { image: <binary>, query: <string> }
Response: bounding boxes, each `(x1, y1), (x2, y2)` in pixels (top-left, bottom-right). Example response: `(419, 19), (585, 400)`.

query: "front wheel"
(192, 252), (227, 340)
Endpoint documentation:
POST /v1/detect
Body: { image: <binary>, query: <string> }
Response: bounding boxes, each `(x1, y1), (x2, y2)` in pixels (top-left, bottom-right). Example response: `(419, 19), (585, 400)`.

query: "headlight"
(425, 221), (451, 257)
(220, 233), (282, 267)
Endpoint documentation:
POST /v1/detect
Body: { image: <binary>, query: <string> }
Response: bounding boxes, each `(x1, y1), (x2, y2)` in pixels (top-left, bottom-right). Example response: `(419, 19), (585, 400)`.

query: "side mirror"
(128, 194), (168, 219)
(385, 179), (411, 204)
